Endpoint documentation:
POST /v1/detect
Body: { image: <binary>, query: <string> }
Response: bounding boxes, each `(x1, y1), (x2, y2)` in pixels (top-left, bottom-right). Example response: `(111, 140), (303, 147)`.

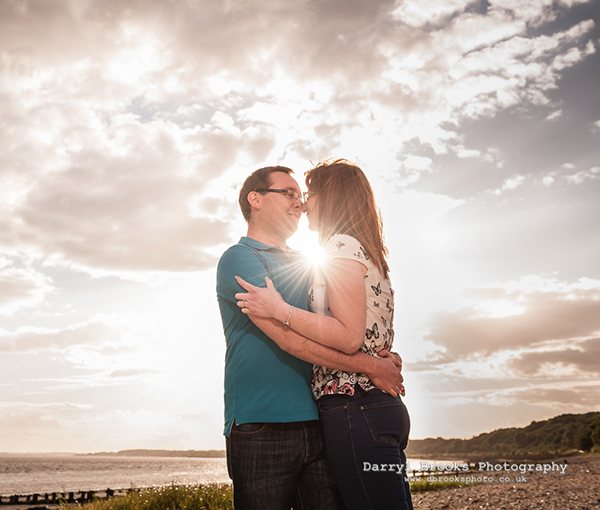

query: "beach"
(1, 455), (598, 509)
(412, 455), (600, 509)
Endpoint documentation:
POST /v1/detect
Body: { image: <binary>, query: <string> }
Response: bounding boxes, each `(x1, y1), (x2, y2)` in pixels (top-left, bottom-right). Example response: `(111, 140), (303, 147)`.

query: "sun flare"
(303, 242), (326, 266)
(288, 219), (326, 266)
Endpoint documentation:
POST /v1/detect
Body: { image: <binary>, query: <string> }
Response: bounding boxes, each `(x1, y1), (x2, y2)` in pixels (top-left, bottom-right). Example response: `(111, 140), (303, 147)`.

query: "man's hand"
(379, 349), (402, 370)
(367, 352), (404, 397)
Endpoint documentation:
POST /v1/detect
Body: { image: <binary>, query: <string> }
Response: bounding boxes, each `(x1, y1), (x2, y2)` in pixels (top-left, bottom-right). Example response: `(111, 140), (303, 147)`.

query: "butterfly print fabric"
(309, 234), (397, 400)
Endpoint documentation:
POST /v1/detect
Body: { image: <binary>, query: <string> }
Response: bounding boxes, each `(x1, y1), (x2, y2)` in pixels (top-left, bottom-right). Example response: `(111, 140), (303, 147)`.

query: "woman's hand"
(235, 276), (290, 322)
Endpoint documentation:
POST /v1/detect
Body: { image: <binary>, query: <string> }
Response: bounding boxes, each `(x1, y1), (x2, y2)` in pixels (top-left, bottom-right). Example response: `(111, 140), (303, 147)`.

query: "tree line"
(406, 412), (600, 457)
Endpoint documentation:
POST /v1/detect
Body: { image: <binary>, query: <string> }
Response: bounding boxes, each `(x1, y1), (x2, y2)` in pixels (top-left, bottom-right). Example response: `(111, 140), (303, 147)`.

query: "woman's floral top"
(309, 234), (396, 400)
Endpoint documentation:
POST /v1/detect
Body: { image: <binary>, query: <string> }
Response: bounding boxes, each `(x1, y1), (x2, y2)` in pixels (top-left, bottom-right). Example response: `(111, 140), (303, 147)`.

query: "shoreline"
(2, 455), (598, 510)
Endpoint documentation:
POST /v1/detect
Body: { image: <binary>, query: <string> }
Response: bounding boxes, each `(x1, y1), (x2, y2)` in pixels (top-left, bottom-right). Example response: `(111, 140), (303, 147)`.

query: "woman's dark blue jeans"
(317, 388), (413, 510)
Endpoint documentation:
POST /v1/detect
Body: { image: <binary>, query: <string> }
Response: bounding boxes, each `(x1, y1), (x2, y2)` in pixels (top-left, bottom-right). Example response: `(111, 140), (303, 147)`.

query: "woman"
(236, 159), (412, 510)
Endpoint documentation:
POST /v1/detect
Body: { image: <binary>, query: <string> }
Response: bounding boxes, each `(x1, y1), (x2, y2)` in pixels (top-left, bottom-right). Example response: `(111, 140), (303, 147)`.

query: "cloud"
(0, 321), (122, 353)
(509, 382), (600, 407)
(545, 109), (563, 121)
(421, 276), (600, 364)
(392, 0), (473, 27)
(1, 1), (286, 274)
(490, 0), (592, 27)
(0, 258), (54, 315)
(110, 368), (158, 378)
(0, 0), (598, 451)
(539, 165), (600, 187)
(445, 18), (596, 118)
(0, 401), (224, 452)
(564, 165), (600, 184)
(0, 113), (253, 272)
(490, 174), (526, 195)
(511, 337), (600, 376)
(2, 0), (595, 202)
(0, 401), (91, 438)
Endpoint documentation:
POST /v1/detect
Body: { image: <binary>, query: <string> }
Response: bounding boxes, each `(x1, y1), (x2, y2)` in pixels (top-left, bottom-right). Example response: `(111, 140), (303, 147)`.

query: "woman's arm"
(248, 313), (404, 397)
(235, 257), (367, 354)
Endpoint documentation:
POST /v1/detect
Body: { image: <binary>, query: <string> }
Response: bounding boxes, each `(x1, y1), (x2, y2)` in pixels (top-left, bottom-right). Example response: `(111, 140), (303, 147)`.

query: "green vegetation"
(578, 415), (600, 451)
(77, 412), (600, 508)
(78, 480), (461, 510)
(406, 412), (600, 457)
(81, 484), (233, 510)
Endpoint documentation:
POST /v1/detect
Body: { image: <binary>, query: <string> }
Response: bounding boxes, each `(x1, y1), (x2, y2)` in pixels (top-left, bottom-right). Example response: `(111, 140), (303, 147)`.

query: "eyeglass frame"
(253, 188), (303, 202)
(253, 188), (319, 203)
(302, 191), (318, 202)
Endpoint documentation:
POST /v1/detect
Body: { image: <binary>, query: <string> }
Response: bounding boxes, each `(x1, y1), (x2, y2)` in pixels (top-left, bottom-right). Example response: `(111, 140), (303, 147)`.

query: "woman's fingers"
(235, 275), (255, 291)
(234, 290), (251, 307)
(233, 276), (279, 318)
(235, 276), (256, 310)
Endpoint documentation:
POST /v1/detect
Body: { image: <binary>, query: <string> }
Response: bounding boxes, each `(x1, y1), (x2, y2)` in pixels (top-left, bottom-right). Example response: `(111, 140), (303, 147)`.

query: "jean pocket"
(360, 401), (410, 447)
(317, 395), (348, 415)
(231, 422), (268, 435)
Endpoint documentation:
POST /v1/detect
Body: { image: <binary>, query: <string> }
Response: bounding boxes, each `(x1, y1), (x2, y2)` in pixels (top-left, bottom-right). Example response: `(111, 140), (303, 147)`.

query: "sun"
(303, 242), (326, 266)
(288, 218), (326, 266)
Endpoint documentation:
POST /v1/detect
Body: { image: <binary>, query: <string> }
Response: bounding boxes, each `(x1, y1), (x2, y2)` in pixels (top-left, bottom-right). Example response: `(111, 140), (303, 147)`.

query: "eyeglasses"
(302, 191), (318, 202)
(254, 189), (302, 201)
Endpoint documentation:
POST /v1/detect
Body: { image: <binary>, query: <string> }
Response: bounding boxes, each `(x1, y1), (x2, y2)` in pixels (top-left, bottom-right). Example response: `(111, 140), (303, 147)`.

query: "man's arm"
(217, 244), (403, 395)
(249, 315), (404, 397)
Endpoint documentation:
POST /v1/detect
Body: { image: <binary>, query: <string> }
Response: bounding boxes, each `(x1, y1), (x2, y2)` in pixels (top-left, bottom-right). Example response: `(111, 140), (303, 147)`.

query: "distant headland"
(78, 449), (226, 458)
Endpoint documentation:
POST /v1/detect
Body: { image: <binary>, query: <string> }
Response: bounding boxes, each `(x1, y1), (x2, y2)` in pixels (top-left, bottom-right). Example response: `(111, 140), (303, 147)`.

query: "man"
(216, 166), (403, 509)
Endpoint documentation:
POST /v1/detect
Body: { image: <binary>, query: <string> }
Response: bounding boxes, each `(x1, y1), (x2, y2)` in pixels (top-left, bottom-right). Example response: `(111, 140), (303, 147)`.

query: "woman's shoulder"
(325, 233), (360, 250)
(324, 234), (370, 265)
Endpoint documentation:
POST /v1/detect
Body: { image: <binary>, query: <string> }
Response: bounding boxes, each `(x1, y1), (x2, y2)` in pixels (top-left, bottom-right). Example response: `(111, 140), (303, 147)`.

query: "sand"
(411, 455), (600, 510)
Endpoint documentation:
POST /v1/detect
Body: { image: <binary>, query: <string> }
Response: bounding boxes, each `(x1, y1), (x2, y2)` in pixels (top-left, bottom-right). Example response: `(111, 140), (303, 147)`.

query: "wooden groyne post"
(0, 488), (128, 506)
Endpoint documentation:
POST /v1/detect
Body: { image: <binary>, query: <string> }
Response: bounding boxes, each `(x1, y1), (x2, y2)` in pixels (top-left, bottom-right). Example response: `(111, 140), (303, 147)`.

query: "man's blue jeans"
(317, 388), (413, 510)
(226, 420), (345, 510)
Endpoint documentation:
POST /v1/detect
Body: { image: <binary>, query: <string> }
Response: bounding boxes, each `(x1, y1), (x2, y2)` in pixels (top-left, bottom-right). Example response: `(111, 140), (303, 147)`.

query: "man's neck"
(246, 224), (290, 255)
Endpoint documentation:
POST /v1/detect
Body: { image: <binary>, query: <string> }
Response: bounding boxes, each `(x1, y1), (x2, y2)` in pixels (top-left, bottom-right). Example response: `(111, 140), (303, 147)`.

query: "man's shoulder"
(218, 239), (263, 266)
(217, 239), (271, 287)
(219, 240), (250, 258)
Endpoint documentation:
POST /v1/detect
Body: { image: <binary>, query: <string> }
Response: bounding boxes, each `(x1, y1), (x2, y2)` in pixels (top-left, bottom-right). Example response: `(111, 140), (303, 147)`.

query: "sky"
(0, 0), (599, 453)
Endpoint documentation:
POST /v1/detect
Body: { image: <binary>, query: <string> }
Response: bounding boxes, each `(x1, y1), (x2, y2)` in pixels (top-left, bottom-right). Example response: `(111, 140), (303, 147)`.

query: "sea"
(0, 455), (230, 497)
(0, 454), (460, 496)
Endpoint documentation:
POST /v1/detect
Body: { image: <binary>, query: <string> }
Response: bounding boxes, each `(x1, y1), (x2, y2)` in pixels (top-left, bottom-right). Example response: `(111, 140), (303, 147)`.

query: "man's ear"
(247, 191), (262, 212)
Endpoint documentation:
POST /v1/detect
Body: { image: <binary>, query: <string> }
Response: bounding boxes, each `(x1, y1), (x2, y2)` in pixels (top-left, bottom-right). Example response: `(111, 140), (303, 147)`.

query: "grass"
(78, 476), (469, 509)
(80, 484), (233, 510)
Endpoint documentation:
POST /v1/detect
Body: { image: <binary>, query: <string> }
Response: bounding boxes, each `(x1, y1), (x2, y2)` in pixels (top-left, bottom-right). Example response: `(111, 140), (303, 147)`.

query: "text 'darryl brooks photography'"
(404, 460), (570, 485)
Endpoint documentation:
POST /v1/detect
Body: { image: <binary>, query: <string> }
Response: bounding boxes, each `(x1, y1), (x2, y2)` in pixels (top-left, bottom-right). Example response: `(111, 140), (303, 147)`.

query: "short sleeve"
(216, 245), (270, 305)
(323, 234), (370, 269)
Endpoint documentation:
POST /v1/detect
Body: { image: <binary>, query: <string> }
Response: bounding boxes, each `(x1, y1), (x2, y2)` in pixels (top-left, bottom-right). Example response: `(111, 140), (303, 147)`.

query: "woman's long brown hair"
(305, 159), (390, 279)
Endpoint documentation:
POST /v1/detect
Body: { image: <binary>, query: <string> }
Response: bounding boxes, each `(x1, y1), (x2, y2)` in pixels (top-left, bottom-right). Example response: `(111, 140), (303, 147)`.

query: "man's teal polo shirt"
(216, 237), (318, 436)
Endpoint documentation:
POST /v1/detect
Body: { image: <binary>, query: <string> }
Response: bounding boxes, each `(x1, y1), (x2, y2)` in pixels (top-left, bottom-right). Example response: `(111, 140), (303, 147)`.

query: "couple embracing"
(216, 159), (413, 510)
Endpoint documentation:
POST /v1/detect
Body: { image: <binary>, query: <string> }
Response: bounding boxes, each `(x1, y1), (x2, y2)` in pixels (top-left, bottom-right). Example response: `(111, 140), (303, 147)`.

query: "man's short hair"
(238, 166), (294, 222)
